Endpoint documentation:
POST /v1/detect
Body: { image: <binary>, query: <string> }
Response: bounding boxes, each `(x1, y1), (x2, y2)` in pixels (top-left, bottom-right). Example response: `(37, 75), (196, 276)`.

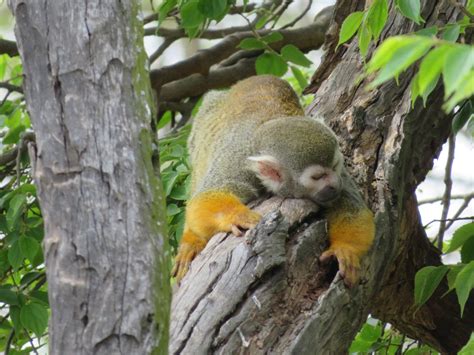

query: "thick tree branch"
(150, 10), (331, 91)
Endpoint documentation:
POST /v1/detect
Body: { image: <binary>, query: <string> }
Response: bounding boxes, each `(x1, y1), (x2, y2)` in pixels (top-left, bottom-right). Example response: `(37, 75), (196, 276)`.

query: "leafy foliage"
(0, 53), (48, 353)
(337, 0), (473, 113)
(414, 223), (474, 316)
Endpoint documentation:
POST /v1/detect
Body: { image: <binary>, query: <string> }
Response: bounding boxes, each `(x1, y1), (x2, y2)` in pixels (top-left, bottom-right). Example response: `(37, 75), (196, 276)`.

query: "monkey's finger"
(231, 224), (243, 236)
(320, 249), (336, 264)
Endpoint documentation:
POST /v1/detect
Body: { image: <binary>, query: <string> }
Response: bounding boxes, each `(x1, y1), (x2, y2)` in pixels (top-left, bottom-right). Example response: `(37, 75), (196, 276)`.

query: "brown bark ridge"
(10, 1), (170, 354)
(170, 1), (473, 354)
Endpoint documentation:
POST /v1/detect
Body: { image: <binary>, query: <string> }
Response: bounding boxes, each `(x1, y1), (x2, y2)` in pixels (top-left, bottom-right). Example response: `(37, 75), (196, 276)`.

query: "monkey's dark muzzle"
(314, 186), (340, 206)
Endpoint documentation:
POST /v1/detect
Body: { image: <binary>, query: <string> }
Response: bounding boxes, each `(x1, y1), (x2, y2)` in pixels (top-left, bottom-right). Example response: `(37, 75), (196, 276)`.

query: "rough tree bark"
(9, 1), (170, 354)
(170, 1), (473, 354)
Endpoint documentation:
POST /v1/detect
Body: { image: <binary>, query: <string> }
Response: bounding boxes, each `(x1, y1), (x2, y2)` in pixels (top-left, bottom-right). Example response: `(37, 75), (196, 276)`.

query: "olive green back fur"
(189, 76), (303, 200)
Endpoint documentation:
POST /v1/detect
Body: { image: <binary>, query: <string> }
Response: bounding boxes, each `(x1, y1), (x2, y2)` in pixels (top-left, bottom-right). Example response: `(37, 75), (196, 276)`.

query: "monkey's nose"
(316, 186), (339, 203)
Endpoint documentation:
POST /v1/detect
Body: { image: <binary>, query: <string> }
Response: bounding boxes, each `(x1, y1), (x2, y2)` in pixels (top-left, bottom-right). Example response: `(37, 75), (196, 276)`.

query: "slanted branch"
(170, 197), (369, 354)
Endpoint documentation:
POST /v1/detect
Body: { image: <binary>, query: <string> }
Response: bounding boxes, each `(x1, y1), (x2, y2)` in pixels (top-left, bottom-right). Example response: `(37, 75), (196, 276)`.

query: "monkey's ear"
(248, 155), (284, 192)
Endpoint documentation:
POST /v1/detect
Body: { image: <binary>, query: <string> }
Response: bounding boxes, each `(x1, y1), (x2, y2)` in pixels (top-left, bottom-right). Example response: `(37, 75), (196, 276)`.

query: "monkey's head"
(249, 117), (343, 206)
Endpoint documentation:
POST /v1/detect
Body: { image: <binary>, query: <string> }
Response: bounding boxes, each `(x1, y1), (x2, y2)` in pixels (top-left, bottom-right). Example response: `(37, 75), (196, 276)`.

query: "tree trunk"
(170, 1), (473, 354)
(9, 1), (170, 354)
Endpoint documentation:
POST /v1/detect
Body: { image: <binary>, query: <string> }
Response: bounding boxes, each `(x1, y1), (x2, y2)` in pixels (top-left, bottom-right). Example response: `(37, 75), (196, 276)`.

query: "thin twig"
(437, 134), (455, 250)
(0, 131), (35, 166)
(424, 216), (474, 229)
(281, 0), (313, 29)
(0, 82), (23, 94)
(445, 194), (474, 230)
(449, 0), (474, 21)
(25, 331), (39, 355)
(5, 329), (15, 355)
(418, 192), (474, 205)
(149, 38), (175, 64)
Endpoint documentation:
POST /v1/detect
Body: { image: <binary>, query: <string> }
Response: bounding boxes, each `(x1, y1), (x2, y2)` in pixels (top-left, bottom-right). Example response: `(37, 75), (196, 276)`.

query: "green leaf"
(369, 37), (432, 88)
(367, 0), (388, 40)
(443, 45), (474, 98)
(180, 1), (205, 29)
(238, 38), (266, 50)
(468, 0), (474, 14)
(162, 171), (179, 196)
(414, 265), (449, 306)
(20, 302), (48, 337)
(10, 305), (22, 332)
(19, 236), (40, 262)
(255, 14), (269, 30)
(290, 66), (308, 89)
(452, 100), (474, 133)
(198, 0), (228, 21)
(167, 203), (181, 217)
(157, 111), (172, 130)
(3, 124), (26, 145)
(446, 264), (464, 293)
(395, 0), (423, 24)
(20, 272), (41, 286)
(338, 11), (364, 46)
(261, 32), (283, 44)
(6, 194), (26, 231)
(358, 22), (372, 57)
(416, 26), (437, 37)
(30, 290), (49, 306)
(367, 36), (420, 74)
(442, 24), (461, 42)
(459, 333), (474, 355)
(7, 240), (23, 270)
(0, 289), (19, 305)
(169, 185), (188, 201)
(158, 0), (177, 23)
(461, 236), (474, 263)
(454, 261), (474, 316)
(446, 222), (474, 253)
(255, 52), (288, 76)
(417, 45), (449, 95)
(421, 74), (439, 106)
(443, 69), (474, 112)
(280, 45), (312, 67)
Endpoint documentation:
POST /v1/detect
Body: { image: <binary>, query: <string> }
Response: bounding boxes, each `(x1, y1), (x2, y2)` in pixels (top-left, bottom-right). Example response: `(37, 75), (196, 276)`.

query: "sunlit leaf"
(367, 0), (388, 40)
(417, 45), (449, 95)
(442, 24), (461, 42)
(238, 38), (266, 50)
(454, 261), (474, 316)
(338, 11), (364, 46)
(395, 0), (423, 24)
(281, 45), (312, 67)
(358, 22), (372, 57)
(290, 66), (308, 89)
(443, 45), (474, 98)
(255, 52), (288, 76)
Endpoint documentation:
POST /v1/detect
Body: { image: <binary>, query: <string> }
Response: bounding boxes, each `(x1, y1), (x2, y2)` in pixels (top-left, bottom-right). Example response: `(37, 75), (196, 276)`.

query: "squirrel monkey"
(171, 75), (374, 287)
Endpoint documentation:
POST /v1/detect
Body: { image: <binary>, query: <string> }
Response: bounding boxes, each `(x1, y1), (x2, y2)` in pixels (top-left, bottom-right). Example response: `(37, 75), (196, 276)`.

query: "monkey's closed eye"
(311, 173), (327, 181)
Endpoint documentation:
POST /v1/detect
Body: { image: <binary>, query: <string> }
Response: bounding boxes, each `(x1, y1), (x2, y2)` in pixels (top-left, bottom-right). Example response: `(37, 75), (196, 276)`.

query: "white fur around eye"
(299, 165), (327, 192)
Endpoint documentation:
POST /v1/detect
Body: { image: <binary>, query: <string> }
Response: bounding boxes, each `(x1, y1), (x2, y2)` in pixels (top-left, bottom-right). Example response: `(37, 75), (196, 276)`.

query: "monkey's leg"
(172, 190), (261, 281)
(321, 208), (375, 287)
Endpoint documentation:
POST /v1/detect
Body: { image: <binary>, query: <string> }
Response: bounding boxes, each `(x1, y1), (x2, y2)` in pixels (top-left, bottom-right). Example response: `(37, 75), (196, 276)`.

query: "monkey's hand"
(323, 208), (375, 287)
(320, 245), (361, 287)
(172, 230), (206, 282)
(186, 190), (261, 238)
(173, 190), (261, 282)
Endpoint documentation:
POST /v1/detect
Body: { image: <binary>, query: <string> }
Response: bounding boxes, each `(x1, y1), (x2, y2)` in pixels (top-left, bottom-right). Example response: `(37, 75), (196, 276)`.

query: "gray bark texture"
(170, 1), (473, 354)
(9, 1), (170, 354)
